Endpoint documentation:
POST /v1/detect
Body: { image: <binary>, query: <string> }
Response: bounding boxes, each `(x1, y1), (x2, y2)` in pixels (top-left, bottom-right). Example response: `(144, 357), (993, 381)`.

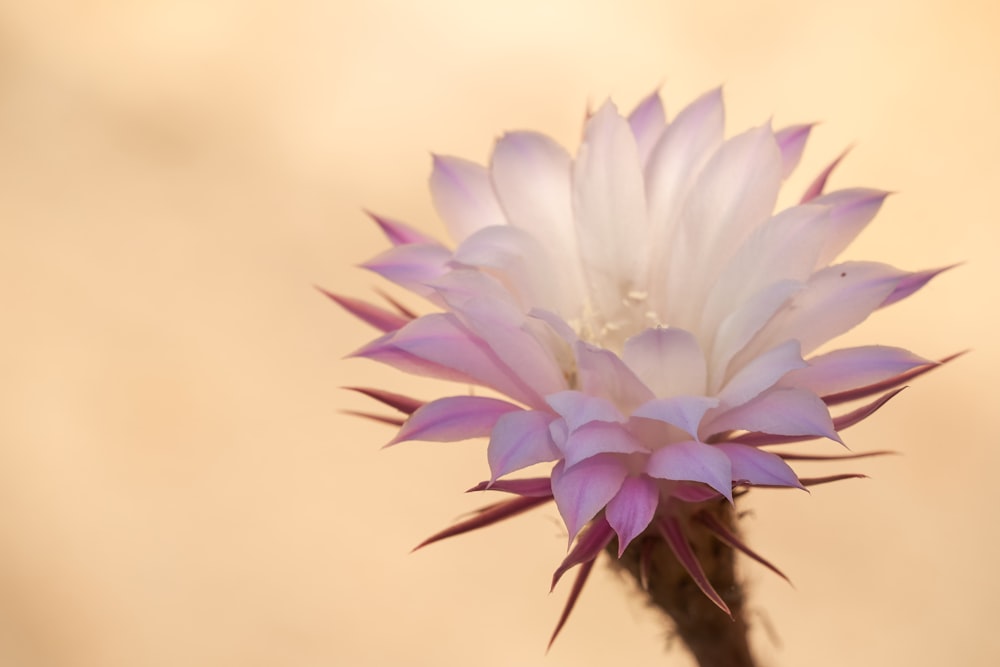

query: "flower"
(330, 87), (953, 644)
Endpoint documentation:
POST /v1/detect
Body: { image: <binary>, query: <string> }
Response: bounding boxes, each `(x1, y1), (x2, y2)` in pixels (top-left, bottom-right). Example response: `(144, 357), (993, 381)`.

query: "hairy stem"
(607, 500), (757, 667)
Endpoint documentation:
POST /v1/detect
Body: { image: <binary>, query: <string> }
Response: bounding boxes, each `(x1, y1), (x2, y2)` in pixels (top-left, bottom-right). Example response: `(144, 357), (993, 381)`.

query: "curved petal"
(361, 243), (452, 296)
(631, 396), (720, 439)
(562, 420), (646, 468)
(705, 387), (841, 444)
(779, 345), (932, 396)
(487, 410), (561, 481)
(716, 443), (804, 488)
(392, 396), (523, 444)
(622, 327), (708, 398)
(809, 189), (890, 267)
(574, 341), (654, 413)
(774, 123), (813, 179)
(430, 154), (507, 243)
(627, 90), (667, 165)
(646, 441), (733, 502)
(739, 262), (906, 361)
(605, 476), (660, 555)
(546, 391), (625, 431)
(718, 340), (807, 409)
(551, 455), (629, 544)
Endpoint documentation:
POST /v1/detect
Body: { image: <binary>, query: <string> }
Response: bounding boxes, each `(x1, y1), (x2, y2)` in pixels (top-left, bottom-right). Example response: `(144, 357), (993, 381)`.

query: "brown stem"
(607, 500), (757, 667)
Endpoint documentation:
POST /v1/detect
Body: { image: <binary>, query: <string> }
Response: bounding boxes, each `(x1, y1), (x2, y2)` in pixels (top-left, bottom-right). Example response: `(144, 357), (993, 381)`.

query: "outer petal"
(646, 441), (733, 502)
(716, 443), (804, 488)
(738, 261), (906, 361)
(605, 476), (660, 555)
(574, 341), (655, 413)
(810, 189), (890, 267)
(551, 455), (629, 544)
(627, 90), (667, 166)
(361, 244), (452, 296)
(710, 279), (803, 385)
(700, 204), (829, 345)
(774, 124), (813, 179)
(572, 100), (649, 315)
(705, 387), (841, 443)
(622, 327), (708, 398)
(779, 345), (932, 396)
(487, 410), (561, 481)
(430, 155), (507, 243)
(452, 225), (563, 311)
(631, 396), (720, 439)
(546, 391), (625, 431)
(717, 340), (807, 409)
(391, 396), (523, 444)
(562, 420), (646, 468)
(368, 211), (440, 246)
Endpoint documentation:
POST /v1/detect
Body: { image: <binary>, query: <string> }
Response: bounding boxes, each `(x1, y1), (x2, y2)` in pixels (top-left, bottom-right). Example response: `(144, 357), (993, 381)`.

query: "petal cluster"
(333, 88), (951, 636)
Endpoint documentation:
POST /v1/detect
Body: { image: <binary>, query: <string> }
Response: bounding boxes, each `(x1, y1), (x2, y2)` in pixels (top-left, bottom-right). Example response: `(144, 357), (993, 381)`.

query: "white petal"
(704, 387), (840, 443)
(646, 441), (733, 502)
(631, 396), (720, 438)
(430, 155), (507, 243)
(572, 100), (648, 315)
(810, 189), (890, 268)
(622, 327), (708, 398)
(574, 341), (654, 414)
(665, 124), (784, 329)
(627, 90), (667, 166)
(644, 88), (724, 312)
(718, 340), (807, 409)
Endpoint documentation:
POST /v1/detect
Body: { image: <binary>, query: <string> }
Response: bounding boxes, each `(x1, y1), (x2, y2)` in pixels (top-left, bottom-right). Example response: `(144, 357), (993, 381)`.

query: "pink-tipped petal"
(605, 476), (660, 556)
(487, 410), (561, 481)
(646, 441), (733, 502)
(706, 388), (841, 444)
(341, 410), (405, 427)
(880, 265), (956, 308)
(319, 289), (411, 332)
(809, 189), (890, 267)
(391, 396), (523, 445)
(623, 327), (708, 398)
(551, 455), (629, 544)
(562, 420), (646, 468)
(430, 154), (507, 243)
(780, 345), (931, 397)
(367, 211), (440, 246)
(628, 89), (667, 165)
(551, 516), (615, 590)
(801, 147), (851, 203)
(659, 515), (732, 617)
(361, 243), (451, 295)
(695, 510), (790, 583)
(715, 443), (804, 489)
(731, 387), (906, 447)
(823, 351), (964, 405)
(631, 396), (720, 439)
(774, 123), (813, 179)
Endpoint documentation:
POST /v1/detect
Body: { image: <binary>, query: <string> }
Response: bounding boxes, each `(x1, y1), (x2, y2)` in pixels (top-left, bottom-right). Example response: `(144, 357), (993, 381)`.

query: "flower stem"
(608, 500), (757, 667)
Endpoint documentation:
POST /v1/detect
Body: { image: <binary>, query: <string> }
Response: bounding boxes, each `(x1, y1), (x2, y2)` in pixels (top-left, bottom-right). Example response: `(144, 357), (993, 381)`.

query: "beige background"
(0, 1), (996, 665)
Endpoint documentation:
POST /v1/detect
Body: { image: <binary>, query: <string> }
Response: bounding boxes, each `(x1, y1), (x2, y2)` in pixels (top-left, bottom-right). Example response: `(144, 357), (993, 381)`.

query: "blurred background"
(0, 1), (995, 665)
